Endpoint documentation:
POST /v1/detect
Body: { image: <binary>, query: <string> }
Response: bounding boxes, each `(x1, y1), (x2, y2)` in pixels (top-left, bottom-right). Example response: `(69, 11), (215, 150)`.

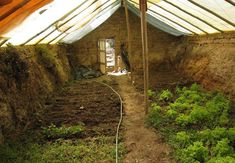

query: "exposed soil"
(42, 80), (120, 137)
(114, 75), (175, 163)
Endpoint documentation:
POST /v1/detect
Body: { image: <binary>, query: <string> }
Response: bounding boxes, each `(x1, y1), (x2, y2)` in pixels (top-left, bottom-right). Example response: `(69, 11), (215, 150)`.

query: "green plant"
(147, 104), (163, 128)
(190, 83), (201, 92)
(189, 105), (209, 125)
(228, 128), (235, 142)
(179, 141), (208, 163)
(169, 102), (191, 112)
(166, 109), (178, 119)
(212, 138), (234, 157)
(159, 89), (173, 102)
(146, 83), (234, 162)
(176, 114), (190, 127)
(147, 89), (156, 98)
(207, 156), (235, 163)
(176, 131), (191, 147)
(42, 123), (85, 139)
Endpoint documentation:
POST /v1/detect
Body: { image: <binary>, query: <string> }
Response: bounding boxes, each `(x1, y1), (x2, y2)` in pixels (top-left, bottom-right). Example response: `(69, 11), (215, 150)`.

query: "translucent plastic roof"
(0, 0), (235, 46)
(128, 0), (235, 35)
(0, 0), (121, 46)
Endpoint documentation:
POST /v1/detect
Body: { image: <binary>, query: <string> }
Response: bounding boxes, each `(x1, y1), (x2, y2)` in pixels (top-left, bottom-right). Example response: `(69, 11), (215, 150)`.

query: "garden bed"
(147, 83), (235, 163)
(0, 80), (125, 162)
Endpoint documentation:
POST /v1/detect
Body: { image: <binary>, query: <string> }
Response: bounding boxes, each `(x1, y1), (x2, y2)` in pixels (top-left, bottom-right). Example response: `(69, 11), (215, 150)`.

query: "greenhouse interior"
(0, 0), (235, 162)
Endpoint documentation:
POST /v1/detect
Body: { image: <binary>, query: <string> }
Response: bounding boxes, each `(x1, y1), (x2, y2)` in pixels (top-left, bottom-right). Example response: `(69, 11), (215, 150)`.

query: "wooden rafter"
(139, 0), (149, 114)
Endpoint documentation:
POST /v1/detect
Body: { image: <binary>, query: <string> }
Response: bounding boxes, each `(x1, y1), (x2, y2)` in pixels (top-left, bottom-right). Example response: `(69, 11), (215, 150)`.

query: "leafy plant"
(147, 89), (156, 98)
(146, 83), (234, 162)
(212, 138), (234, 157)
(176, 131), (191, 147)
(179, 141), (208, 163)
(207, 156), (235, 163)
(159, 89), (173, 102)
(176, 114), (190, 127)
(42, 123), (85, 139)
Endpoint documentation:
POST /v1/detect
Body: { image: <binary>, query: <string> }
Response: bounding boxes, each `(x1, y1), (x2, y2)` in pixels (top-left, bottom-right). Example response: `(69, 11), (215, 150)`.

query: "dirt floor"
(113, 75), (175, 163)
(39, 74), (176, 162)
(42, 80), (120, 138)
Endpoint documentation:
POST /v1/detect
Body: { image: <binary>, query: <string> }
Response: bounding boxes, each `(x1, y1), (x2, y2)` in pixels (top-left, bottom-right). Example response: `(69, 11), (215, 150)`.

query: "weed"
(42, 123), (85, 139)
(159, 89), (173, 102)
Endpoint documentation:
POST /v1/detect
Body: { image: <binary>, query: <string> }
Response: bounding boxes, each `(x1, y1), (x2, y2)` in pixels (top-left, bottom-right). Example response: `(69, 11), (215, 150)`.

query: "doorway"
(98, 39), (115, 73)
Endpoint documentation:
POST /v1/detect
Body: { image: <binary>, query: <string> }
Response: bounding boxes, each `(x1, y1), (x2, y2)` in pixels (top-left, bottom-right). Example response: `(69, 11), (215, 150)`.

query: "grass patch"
(0, 124), (125, 162)
(147, 83), (235, 163)
(42, 123), (85, 139)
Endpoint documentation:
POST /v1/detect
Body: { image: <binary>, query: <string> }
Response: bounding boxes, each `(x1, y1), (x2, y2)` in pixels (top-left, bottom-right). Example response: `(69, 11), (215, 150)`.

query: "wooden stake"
(140, 0), (149, 114)
(124, 0), (133, 82)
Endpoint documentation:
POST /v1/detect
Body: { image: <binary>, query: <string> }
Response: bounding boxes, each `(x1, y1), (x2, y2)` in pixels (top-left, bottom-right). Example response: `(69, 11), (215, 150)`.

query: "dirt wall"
(0, 44), (72, 143)
(71, 7), (235, 99)
(71, 7), (181, 82)
(176, 32), (235, 100)
(71, 8), (127, 70)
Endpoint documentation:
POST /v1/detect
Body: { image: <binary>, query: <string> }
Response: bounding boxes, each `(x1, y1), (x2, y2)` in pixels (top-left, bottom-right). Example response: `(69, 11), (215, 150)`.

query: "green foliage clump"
(212, 138), (234, 157)
(159, 89), (173, 102)
(178, 141), (208, 163)
(0, 136), (124, 162)
(42, 123), (85, 139)
(175, 131), (191, 147)
(147, 89), (156, 98)
(146, 83), (234, 162)
(207, 156), (235, 163)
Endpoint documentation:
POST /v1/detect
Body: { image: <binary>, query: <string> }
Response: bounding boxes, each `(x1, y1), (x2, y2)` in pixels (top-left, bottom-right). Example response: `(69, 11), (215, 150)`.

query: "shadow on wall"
(0, 44), (72, 143)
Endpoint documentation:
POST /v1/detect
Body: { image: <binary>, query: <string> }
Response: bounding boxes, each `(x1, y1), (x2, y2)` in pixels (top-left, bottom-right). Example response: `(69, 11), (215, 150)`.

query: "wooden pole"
(124, 0), (133, 82)
(139, 0), (149, 114)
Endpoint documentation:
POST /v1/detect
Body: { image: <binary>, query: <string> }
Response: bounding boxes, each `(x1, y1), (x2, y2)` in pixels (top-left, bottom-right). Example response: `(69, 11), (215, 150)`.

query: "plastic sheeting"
(0, 0), (235, 46)
(1, 0), (121, 46)
(62, 1), (121, 44)
(128, 0), (235, 35)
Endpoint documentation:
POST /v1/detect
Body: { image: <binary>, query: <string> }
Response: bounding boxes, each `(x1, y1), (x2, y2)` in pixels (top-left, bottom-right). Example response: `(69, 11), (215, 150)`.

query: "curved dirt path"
(114, 75), (175, 163)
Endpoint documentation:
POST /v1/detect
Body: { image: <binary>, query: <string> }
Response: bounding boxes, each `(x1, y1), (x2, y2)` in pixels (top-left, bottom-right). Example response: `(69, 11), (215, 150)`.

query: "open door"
(98, 39), (106, 74)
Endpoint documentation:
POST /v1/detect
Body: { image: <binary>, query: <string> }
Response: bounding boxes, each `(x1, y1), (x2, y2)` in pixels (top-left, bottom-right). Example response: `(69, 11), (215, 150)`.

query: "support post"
(124, 0), (133, 82)
(139, 0), (149, 114)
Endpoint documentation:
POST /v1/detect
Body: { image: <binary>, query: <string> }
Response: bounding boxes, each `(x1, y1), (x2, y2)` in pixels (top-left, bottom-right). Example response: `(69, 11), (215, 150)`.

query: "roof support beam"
(140, 0), (149, 114)
(0, 38), (9, 47)
(21, 0), (87, 45)
(0, 0), (30, 21)
(49, 0), (119, 44)
(130, 0), (197, 34)
(188, 0), (235, 28)
(146, 0), (208, 34)
(124, 0), (134, 82)
(162, 0), (223, 33)
(36, 0), (101, 44)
